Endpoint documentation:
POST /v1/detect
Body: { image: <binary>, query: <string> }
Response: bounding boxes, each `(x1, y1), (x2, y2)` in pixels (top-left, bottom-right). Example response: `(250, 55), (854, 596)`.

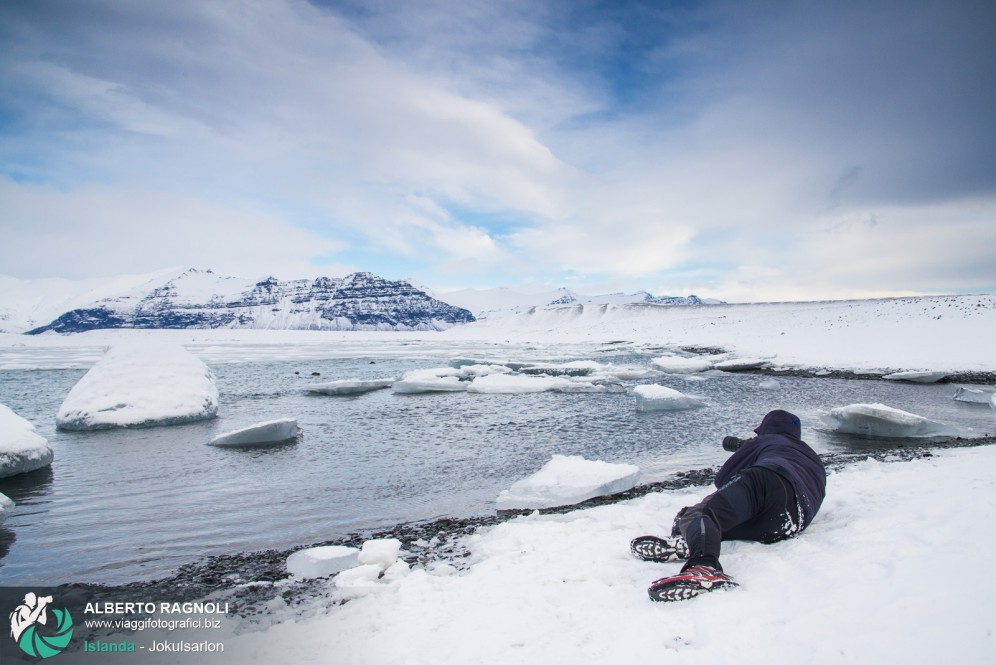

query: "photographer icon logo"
(9, 592), (74, 659)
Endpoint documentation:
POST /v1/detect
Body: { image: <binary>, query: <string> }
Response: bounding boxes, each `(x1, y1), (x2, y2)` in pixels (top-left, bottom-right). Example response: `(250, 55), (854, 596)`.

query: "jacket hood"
(754, 409), (802, 439)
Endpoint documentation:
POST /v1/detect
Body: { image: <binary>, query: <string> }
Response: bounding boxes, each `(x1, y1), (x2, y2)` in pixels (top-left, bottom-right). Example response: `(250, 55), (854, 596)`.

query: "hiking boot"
(630, 535), (689, 563)
(647, 566), (738, 602)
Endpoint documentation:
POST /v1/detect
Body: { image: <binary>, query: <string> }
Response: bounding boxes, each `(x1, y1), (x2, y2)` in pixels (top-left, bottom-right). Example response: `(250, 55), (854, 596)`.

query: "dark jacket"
(714, 410), (827, 528)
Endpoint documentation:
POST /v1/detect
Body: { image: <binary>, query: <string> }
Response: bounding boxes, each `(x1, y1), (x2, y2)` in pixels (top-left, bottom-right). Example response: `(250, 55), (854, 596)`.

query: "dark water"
(1, 345), (993, 585)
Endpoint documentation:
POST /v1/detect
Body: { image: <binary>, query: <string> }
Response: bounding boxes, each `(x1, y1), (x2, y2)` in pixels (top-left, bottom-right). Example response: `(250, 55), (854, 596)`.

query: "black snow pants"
(673, 466), (801, 571)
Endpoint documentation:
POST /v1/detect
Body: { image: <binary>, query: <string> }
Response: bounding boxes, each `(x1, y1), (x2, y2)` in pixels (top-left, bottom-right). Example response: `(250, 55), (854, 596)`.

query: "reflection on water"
(0, 346), (993, 585)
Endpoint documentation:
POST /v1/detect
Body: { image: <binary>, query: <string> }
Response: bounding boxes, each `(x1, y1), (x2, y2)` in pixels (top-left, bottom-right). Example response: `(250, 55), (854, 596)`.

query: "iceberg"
(496, 455), (640, 510)
(633, 385), (706, 411)
(952, 387), (996, 404)
(56, 343), (218, 430)
(819, 403), (959, 438)
(286, 545), (360, 578)
(0, 492), (15, 525)
(651, 355), (712, 374)
(0, 403), (55, 478)
(207, 418), (299, 448)
(305, 379), (394, 395)
(882, 370), (949, 383)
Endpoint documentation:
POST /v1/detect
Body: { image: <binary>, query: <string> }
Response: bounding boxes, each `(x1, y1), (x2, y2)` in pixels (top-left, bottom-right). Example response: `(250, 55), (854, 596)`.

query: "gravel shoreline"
(58, 433), (996, 635)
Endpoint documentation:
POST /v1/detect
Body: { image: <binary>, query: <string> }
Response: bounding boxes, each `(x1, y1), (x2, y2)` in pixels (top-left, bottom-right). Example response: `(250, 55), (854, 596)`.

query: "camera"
(722, 436), (745, 452)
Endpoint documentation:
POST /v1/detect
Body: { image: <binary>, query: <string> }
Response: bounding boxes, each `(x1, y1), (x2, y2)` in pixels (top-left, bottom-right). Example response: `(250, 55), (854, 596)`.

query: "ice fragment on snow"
(358, 538), (402, 571)
(496, 454), (640, 510)
(633, 384), (705, 411)
(207, 418), (299, 447)
(56, 343), (218, 430)
(0, 403), (54, 478)
(286, 545), (360, 578)
(819, 403), (959, 438)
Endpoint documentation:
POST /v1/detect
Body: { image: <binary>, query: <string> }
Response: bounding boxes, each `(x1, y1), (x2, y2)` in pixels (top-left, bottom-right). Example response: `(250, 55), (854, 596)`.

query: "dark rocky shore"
(59, 433), (996, 634)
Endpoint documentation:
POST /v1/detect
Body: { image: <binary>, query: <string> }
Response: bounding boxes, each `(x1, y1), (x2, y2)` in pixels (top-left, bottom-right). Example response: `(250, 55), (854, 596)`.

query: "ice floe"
(713, 357), (771, 371)
(882, 370), (949, 383)
(304, 379), (394, 395)
(496, 455), (640, 510)
(650, 355), (713, 374)
(633, 384), (706, 411)
(468, 374), (602, 394)
(56, 343), (219, 430)
(952, 386), (996, 404)
(0, 493), (15, 525)
(207, 418), (299, 448)
(393, 368), (468, 394)
(819, 403), (959, 438)
(0, 403), (54, 478)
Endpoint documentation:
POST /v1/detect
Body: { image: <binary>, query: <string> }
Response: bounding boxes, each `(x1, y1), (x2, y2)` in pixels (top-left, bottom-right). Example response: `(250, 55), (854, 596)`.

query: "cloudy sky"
(1, 0), (993, 302)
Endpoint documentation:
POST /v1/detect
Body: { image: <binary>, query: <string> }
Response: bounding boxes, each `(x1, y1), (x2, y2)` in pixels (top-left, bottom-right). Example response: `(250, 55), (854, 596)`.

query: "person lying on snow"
(631, 409), (827, 602)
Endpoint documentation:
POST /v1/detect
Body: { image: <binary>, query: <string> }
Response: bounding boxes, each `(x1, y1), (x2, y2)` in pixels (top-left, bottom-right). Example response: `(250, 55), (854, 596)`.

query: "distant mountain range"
(434, 286), (724, 319)
(0, 268), (721, 334)
(2, 269), (475, 334)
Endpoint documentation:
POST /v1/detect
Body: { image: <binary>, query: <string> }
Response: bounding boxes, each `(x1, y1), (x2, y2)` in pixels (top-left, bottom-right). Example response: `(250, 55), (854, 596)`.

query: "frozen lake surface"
(0, 339), (993, 585)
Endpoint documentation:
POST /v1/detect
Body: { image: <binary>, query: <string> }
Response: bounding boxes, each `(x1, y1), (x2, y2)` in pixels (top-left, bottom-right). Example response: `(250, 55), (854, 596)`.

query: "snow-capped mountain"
(17, 269), (475, 334)
(436, 286), (723, 319)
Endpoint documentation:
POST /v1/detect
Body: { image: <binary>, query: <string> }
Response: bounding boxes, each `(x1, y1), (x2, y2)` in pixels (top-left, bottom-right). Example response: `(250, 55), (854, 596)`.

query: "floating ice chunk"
(469, 374), (569, 394)
(759, 378), (781, 391)
(952, 387), (996, 404)
(0, 492), (14, 525)
(0, 403), (55, 478)
(714, 358), (771, 371)
(286, 545), (360, 578)
(56, 343), (218, 431)
(305, 378), (394, 395)
(819, 403), (959, 438)
(882, 370), (949, 383)
(358, 538), (403, 571)
(520, 361), (597, 377)
(496, 454), (640, 510)
(633, 385), (706, 411)
(207, 418), (299, 448)
(393, 368), (468, 394)
(651, 355), (712, 374)
(456, 364), (512, 379)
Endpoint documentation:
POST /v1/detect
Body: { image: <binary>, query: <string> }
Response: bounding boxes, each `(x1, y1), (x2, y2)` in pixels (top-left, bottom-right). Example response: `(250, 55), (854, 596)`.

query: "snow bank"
(207, 418), (299, 448)
(287, 546), (360, 579)
(304, 379), (394, 395)
(56, 343), (218, 430)
(0, 403), (54, 478)
(0, 493), (14, 525)
(496, 455), (640, 510)
(634, 385), (706, 411)
(819, 403), (959, 438)
(651, 355), (712, 374)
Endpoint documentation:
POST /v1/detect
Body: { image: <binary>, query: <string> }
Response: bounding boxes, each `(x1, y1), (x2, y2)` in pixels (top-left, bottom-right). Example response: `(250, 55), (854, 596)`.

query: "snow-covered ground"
(201, 445), (996, 664)
(1, 293), (994, 662)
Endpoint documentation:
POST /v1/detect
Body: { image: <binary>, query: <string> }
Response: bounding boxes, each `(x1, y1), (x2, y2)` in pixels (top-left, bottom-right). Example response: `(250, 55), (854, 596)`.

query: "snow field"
(228, 446), (996, 664)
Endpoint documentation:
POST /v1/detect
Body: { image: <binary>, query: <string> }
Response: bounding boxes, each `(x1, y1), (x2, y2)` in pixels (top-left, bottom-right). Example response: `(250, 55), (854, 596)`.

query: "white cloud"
(0, 179), (346, 280)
